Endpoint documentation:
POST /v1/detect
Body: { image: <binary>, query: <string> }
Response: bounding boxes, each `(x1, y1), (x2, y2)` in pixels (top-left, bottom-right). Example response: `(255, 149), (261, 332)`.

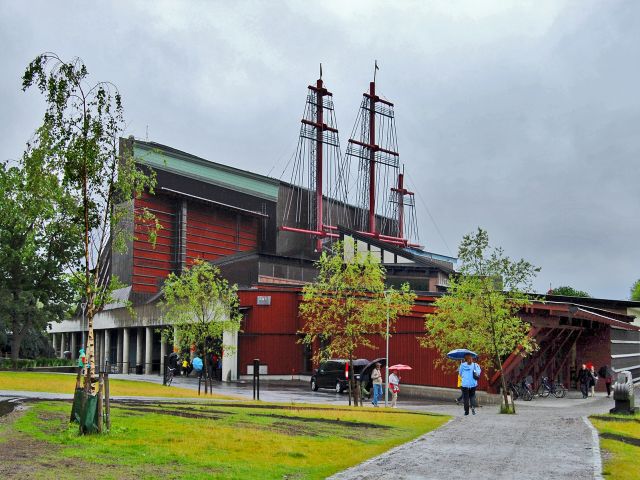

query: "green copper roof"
(133, 142), (279, 201)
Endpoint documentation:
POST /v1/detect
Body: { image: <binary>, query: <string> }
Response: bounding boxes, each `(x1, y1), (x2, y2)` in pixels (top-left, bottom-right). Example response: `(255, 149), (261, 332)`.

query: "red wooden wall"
(132, 192), (176, 294)
(236, 289), (464, 389)
(186, 203), (258, 265)
(131, 192), (260, 294)
(238, 290), (303, 375)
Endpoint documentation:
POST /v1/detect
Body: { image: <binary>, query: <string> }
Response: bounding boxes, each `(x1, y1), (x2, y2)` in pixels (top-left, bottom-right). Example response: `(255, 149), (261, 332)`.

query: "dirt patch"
(599, 432), (640, 447)
(249, 412), (391, 430)
(116, 405), (225, 421)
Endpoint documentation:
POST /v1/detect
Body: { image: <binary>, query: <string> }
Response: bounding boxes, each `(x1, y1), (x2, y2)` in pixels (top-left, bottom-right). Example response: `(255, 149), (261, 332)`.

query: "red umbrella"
(388, 364), (412, 371)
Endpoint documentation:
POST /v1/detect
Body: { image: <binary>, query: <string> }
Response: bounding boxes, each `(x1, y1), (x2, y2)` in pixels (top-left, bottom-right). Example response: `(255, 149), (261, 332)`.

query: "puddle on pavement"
(0, 400), (15, 417)
(0, 400), (16, 417)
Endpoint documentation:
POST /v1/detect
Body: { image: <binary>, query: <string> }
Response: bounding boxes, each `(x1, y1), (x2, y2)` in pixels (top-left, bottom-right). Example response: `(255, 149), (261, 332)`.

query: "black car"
(310, 359), (369, 393)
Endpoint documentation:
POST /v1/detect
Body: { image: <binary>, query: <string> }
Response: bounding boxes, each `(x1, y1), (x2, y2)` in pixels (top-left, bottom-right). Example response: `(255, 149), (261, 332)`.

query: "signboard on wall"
(257, 296), (271, 306)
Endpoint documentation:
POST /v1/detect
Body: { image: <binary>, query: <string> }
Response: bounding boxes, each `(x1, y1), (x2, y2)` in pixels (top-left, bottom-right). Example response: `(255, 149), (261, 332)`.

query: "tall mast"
(281, 68), (348, 252)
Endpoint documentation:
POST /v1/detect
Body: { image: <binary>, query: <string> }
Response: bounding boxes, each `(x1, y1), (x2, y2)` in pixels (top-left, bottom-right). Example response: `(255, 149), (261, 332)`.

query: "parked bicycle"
(507, 378), (533, 401)
(536, 376), (567, 398)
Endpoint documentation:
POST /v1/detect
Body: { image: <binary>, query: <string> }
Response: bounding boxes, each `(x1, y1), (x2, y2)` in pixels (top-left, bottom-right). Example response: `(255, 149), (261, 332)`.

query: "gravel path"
(329, 398), (610, 480)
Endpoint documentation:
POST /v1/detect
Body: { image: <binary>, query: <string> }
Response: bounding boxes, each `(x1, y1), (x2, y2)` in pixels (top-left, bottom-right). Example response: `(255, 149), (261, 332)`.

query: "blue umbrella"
(446, 349), (478, 360)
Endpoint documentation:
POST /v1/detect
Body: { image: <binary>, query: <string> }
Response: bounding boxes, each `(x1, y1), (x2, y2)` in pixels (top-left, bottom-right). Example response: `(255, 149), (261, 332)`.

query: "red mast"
(281, 69), (346, 251)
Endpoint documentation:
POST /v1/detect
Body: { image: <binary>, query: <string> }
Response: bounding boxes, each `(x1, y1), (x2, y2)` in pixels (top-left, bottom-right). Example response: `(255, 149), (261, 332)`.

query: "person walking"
(599, 365), (613, 397)
(389, 369), (401, 408)
(577, 364), (590, 399)
(458, 353), (481, 416)
(371, 362), (383, 407)
(589, 365), (598, 397)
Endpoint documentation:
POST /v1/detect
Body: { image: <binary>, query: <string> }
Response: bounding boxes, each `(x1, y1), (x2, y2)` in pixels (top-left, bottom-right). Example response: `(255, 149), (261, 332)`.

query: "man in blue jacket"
(458, 353), (481, 416)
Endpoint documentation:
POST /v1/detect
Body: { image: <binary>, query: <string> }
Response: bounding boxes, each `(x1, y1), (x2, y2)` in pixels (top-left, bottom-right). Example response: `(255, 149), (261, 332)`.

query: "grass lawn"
(0, 400), (448, 479)
(589, 412), (640, 480)
(0, 371), (236, 399)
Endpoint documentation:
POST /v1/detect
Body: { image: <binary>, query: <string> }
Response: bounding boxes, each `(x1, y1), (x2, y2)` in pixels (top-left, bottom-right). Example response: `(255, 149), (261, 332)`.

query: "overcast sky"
(1, 1), (638, 299)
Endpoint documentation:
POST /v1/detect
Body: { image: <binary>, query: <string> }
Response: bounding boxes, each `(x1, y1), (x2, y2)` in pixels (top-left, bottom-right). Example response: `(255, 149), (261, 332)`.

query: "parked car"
(310, 358), (369, 393)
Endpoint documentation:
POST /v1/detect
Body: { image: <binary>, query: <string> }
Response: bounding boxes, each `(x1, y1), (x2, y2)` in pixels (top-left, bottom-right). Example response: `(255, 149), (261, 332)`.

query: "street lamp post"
(384, 292), (390, 407)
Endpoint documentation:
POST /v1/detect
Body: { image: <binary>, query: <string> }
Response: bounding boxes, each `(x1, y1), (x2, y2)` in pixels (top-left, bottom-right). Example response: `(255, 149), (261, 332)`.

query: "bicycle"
(507, 379), (533, 401)
(537, 376), (567, 398)
(166, 367), (176, 386)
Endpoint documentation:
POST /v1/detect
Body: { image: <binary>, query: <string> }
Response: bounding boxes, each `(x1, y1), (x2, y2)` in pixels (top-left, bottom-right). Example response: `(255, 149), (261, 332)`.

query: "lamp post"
(384, 292), (390, 407)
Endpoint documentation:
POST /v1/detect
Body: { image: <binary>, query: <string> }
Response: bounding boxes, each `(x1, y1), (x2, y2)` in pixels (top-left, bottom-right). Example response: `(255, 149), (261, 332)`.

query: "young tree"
(421, 228), (539, 411)
(0, 160), (80, 362)
(299, 241), (415, 406)
(548, 286), (591, 298)
(630, 279), (640, 301)
(161, 260), (242, 393)
(21, 53), (159, 398)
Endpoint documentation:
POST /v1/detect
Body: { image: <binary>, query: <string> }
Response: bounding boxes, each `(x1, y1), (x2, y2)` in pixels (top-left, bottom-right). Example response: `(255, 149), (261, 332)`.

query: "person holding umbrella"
(387, 364), (412, 408)
(457, 352), (481, 416)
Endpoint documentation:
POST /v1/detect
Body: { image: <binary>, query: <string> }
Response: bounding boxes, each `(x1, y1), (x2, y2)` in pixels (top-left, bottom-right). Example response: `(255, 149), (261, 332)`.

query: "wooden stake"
(97, 373), (103, 434)
(105, 372), (111, 431)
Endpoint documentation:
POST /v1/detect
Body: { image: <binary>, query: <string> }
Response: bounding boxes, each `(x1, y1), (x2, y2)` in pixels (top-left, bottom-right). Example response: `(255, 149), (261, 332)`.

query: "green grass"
(590, 412), (640, 480)
(1, 400), (448, 479)
(0, 371), (236, 399)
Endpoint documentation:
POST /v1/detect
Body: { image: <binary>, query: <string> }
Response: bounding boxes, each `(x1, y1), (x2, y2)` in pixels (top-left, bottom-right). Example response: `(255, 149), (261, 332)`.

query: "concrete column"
(116, 328), (123, 369)
(122, 328), (130, 374)
(70, 332), (77, 360)
(104, 329), (111, 366)
(51, 333), (57, 357)
(160, 339), (167, 377)
(145, 326), (153, 375)
(222, 330), (238, 382)
(136, 328), (143, 373)
(59, 333), (65, 359)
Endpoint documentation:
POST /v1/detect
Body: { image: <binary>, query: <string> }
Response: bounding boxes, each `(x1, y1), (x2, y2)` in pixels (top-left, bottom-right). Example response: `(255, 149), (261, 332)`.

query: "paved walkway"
(330, 397), (611, 480)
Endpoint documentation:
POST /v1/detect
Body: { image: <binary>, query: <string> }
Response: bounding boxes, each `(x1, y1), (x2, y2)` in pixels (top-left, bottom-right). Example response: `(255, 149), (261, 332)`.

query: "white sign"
(257, 296), (271, 306)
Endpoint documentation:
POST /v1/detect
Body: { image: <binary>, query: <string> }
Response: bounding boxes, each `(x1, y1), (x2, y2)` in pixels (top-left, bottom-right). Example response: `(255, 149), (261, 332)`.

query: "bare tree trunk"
(10, 322), (26, 364)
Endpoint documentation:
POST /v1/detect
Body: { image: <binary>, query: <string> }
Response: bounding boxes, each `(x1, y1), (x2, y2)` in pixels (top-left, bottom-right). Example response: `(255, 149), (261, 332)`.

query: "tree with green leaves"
(0, 160), (80, 362)
(21, 53), (159, 399)
(299, 241), (415, 406)
(549, 286), (591, 298)
(630, 279), (640, 301)
(161, 260), (242, 393)
(421, 228), (539, 412)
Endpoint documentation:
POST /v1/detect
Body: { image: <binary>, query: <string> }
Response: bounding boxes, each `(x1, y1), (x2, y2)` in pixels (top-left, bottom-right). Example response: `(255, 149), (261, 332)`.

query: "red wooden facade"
(133, 192), (176, 294)
(186, 203), (258, 264)
(131, 192), (260, 294)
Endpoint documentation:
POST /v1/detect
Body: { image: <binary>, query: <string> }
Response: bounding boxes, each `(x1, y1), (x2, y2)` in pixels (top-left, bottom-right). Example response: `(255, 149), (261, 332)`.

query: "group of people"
(167, 351), (222, 379)
(577, 363), (613, 398)
(370, 362), (402, 408)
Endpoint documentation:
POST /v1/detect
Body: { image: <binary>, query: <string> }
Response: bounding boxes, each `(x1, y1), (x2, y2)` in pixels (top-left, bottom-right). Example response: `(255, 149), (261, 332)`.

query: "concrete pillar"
(122, 328), (130, 374)
(222, 330), (238, 382)
(145, 326), (153, 375)
(160, 339), (167, 377)
(59, 333), (65, 359)
(51, 333), (57, 356)
(116, 328), (123, 369)
(136, 328), (143, 372)
(70, 332), (77, 360)
(104, 329), (111, 366)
